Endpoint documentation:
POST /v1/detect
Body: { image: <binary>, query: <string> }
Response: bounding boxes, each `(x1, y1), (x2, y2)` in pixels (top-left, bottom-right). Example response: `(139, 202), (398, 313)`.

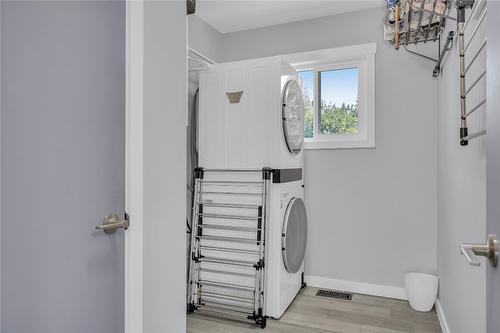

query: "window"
(289, 43), (376, 149)
(318, 68), (359, 135)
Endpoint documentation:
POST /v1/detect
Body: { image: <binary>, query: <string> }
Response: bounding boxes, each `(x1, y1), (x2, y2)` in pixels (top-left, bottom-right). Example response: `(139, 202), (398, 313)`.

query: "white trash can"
(404, 272), (439, 312)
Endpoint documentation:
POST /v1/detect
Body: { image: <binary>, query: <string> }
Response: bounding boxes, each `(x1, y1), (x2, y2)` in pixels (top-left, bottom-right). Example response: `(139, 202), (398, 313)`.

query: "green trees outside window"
(302, 87), (358, 138)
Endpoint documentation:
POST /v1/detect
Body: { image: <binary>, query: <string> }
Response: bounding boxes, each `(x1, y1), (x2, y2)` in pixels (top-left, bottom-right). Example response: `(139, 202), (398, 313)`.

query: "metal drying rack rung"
(198, 213), (261, 221)
(198, 256), (258, 267)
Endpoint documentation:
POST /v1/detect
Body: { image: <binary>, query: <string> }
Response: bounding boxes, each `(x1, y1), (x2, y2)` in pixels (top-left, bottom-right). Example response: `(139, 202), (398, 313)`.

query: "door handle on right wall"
(460, 234), (499, 267)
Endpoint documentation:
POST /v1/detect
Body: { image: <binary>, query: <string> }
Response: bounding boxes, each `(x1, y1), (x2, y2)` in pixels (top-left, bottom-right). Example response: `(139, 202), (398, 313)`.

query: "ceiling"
(195, 0), (384, 34)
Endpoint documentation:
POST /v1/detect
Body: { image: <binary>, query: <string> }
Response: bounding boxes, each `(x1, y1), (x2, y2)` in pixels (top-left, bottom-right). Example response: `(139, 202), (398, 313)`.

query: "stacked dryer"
(188, 56), (308, 325)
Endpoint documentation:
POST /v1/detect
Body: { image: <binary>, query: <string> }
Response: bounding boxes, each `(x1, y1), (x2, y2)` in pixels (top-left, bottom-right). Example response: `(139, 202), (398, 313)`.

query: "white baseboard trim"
(435, 298), (450, 333)
(304, 275), (407, 300)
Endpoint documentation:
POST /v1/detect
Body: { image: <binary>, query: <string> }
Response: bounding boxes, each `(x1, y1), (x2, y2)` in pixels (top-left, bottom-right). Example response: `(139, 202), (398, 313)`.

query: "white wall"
(195, 8), (438, 293)
(186, 11), (224, 283)
(436, 5), (487, 332)
(188, 15), (223, 63)
(143, 1), (186, 332)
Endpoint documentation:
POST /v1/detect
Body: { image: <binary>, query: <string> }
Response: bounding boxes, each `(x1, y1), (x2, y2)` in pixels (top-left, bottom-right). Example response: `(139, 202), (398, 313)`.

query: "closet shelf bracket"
(433, 30), (455, 77)
(401, 29), (454, 77)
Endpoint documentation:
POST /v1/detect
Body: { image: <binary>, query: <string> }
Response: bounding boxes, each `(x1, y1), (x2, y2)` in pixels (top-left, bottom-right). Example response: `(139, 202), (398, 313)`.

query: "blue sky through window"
(298, 68), (358, 106)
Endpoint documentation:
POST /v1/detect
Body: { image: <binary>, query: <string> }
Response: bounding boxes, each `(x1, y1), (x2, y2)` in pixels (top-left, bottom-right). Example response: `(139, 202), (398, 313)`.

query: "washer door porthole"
(281, 197), (308, 273)
(281, 79), (305, 155)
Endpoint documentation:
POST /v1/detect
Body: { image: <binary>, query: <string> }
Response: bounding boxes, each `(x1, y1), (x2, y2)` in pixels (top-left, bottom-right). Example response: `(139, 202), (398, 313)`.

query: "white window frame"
(285, 43), (376, 149)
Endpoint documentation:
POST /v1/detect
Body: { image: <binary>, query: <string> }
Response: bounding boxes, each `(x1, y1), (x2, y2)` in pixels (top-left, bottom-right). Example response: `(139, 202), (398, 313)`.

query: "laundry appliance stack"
(187, 56), (308, 328)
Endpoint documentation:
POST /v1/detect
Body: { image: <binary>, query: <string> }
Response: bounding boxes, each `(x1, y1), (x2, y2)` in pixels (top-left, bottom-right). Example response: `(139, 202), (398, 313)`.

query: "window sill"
(303, 139), (375, 150)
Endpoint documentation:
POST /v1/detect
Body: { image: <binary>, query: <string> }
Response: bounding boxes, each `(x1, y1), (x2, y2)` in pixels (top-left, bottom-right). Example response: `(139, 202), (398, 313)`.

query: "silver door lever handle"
(460, 234), (498, 267)
(460, 243), (482, 266)
(96, 214), (129, 234)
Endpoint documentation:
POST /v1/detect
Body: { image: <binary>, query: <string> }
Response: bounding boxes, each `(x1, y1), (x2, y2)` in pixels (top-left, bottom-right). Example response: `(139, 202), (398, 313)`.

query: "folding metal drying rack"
(187, 167), (271, 328)
(456, 0), (487, 145)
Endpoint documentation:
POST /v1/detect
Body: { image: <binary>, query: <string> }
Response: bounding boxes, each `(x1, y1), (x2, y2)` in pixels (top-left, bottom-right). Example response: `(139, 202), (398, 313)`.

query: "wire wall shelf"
(384, 0), (457, 77)
(385, 0), (454, 48)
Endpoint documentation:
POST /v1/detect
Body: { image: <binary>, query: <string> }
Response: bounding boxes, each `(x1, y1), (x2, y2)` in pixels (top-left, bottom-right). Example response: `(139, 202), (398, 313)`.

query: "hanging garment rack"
(456, 0), (487, 145)
(187, 168), (270, 328)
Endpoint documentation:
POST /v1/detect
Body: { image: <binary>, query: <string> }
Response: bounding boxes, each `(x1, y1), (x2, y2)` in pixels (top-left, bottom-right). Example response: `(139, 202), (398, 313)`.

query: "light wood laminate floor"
(187, 287), (442, 333)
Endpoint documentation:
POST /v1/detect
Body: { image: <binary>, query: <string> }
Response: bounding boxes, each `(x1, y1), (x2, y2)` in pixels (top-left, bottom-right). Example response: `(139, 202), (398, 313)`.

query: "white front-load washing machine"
(265, 172), (307, 319)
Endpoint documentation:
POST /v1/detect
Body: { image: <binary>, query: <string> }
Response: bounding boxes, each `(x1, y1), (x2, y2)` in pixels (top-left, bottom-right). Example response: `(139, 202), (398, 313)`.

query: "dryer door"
(282, 79), (305, 155)
(281, 197), (308, 273)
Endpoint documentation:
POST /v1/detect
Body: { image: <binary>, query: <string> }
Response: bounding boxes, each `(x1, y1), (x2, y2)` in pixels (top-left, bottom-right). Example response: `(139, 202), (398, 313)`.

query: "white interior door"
(1, 1), (126, 332)
(486, 2), (500, 332)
